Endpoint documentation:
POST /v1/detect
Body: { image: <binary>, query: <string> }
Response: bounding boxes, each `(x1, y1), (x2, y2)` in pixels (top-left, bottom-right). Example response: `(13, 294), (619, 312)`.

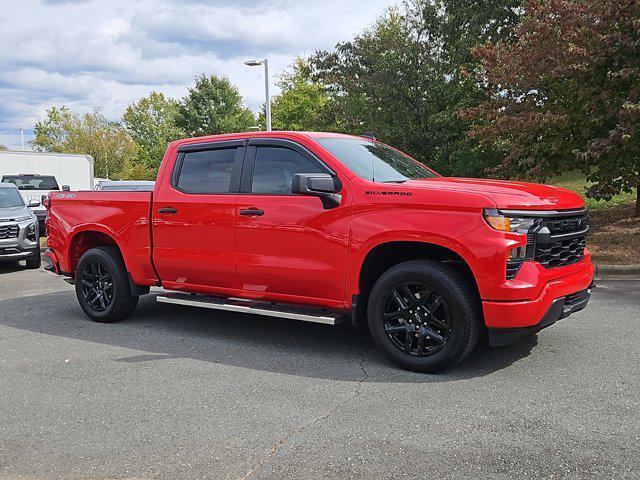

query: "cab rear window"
(1, 175), (60, 191)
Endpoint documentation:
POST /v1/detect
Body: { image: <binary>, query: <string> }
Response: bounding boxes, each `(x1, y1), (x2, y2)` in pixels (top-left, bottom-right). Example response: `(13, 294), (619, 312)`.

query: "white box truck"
(0, 150), (94, 234)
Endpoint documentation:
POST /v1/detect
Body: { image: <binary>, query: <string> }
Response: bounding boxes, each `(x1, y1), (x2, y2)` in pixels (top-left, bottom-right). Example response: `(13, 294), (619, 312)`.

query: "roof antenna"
(361, 131), (376, 140)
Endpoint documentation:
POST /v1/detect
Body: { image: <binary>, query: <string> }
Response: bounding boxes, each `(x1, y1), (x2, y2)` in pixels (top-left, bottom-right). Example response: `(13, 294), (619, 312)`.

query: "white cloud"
(0, 0), (394, 148)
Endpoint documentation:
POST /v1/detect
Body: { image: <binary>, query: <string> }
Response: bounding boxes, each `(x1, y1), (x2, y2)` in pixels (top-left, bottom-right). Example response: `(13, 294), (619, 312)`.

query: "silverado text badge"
(365, 190), (413, 196)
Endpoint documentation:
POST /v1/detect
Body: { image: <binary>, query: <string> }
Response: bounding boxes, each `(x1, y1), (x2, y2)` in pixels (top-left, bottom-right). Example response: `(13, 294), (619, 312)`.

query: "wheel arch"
(67, 227), (119, 273)
(351, 239), (481, 326)
(67, 227), (149, 296)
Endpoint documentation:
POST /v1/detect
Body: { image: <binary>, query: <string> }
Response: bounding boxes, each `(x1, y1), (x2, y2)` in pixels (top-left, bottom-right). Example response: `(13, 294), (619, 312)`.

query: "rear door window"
(175, 148), (237, 194)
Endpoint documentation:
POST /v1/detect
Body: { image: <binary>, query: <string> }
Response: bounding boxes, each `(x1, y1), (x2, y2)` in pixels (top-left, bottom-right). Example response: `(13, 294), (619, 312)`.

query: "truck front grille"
(533, 212), (589, 269)
(535, 236), (587, 268)
(545, 216), (589, 235)
(0, 224), (19, 239)
(504, 209), (589, 279)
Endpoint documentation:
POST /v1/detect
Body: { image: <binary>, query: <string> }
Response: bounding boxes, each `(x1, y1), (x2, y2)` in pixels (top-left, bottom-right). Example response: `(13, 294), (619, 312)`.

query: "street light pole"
(263, 59), (271, 132)
(244, 58), (271, 131)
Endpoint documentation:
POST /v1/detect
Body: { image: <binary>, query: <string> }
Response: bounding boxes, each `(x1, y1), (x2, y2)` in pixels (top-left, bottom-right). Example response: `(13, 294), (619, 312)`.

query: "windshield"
(0, 187), (25, 208)
(316, 137), (437, 182)
(1, 175), (60, 191)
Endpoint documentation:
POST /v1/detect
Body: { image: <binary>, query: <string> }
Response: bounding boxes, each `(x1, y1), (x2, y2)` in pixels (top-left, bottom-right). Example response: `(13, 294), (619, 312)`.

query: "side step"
(156, 292), (345, 325)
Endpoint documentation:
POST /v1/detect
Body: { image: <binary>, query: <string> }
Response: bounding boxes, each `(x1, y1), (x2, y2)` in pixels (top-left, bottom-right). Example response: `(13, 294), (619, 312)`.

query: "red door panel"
(152, 193), (238, 292)
(152, 143), (243, 293)
(235, 195), (351, 307)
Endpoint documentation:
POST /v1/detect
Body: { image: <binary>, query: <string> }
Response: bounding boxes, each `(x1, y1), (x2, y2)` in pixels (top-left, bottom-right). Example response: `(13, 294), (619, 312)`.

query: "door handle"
(158, 207), (178, 214)
(239, 208), (264, 216)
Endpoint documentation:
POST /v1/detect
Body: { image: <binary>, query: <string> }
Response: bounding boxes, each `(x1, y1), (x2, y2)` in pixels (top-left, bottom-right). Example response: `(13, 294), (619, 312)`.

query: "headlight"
(483, 209), (537, 234)
(26, 222), (37, 241)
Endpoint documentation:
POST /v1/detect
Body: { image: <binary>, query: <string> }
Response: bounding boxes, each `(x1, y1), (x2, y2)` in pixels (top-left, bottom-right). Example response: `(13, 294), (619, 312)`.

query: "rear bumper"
(488, 286), (592, 346)
(44, 249), (64, 274)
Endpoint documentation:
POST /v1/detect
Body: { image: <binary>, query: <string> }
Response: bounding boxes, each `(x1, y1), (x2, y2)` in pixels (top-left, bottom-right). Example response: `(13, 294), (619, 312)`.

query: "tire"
(75, 246), (139, 323)
(25, 249), (41, 269)
(367, 260), (481, 373)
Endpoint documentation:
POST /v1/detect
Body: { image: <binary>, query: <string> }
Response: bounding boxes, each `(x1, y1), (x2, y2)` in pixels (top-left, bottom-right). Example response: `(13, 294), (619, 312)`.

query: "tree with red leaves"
(463, 0), (640, 216)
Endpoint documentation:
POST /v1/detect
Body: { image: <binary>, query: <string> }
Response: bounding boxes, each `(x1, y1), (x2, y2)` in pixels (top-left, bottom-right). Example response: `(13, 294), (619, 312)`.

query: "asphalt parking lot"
(0, 260), (638, 479)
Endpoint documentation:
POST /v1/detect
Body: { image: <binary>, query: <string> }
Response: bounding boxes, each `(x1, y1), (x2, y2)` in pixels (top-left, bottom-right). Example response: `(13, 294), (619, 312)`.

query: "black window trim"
(240, 138), (337, 196)
(177, 139), (245, 153)
(172, 139), (246, 195)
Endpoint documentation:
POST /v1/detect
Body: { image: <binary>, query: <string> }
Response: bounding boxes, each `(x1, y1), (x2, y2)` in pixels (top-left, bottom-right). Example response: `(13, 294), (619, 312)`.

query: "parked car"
(0, 182), (40, 269)
(95, 180), (155, 191)
(0, 150), (94, 234)
(0, 174), (63, 234)
(44, 132), (594, 372)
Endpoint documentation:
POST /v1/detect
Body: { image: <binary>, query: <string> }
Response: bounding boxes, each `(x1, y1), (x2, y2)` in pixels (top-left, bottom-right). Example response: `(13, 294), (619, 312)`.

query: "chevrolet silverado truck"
(44, 132), (594, 372)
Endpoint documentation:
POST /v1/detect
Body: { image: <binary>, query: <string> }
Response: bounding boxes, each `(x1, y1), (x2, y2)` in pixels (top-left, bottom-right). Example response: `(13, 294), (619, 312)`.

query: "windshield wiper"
(381, 179), (408, 183)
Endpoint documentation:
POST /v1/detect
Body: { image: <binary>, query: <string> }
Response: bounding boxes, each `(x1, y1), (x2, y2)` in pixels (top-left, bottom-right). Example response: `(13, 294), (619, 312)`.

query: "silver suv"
(0, 182), (40, 269)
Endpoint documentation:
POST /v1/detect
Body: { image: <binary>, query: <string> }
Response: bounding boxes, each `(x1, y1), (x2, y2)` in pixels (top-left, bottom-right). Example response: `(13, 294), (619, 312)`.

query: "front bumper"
(0, 245), (39, 262)
(0, 218), (39, 262)
(482, 256), (594, 331)
(488, 286), (592, 346)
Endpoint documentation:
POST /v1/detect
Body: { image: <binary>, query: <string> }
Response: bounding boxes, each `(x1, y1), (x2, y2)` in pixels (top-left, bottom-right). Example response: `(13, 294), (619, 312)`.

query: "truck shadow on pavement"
(0, 291), (538, 383)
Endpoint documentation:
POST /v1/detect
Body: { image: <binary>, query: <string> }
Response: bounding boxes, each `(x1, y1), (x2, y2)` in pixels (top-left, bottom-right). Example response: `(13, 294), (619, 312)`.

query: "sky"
(0, 0), (396, 149)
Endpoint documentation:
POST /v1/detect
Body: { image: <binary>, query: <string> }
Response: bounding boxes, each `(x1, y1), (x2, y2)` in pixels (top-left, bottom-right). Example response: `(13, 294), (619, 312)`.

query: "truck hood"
(405, 177), (586, 210)
(0, 205), (32, 222)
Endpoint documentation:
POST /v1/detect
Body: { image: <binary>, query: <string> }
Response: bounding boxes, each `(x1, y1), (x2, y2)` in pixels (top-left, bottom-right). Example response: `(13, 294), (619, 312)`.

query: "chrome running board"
(156, 292), (344, 325)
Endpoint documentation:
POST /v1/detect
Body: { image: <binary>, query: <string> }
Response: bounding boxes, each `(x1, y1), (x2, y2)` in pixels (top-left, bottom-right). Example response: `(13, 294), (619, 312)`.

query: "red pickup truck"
(44, 131), (594, 372)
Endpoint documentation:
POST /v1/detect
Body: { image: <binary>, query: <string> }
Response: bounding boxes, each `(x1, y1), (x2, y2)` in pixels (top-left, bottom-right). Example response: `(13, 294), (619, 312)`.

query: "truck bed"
(46, 191), (158, 286)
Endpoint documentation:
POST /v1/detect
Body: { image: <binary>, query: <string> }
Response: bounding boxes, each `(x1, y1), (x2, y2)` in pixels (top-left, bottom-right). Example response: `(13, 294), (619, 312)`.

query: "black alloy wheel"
(382, 282), (451, 357)
(80, 259), (114, 312)
(75, 246), (139, 323)
(367, 260), (481, 373)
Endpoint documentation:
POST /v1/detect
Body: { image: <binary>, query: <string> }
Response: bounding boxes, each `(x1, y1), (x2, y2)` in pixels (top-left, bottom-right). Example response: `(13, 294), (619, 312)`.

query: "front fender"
(345, 205), (488, 301)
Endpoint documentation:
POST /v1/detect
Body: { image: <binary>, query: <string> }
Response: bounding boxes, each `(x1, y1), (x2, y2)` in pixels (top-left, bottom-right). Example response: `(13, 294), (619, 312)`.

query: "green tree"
(123, 92), (184, 179)
(464, 0), (640, 215)
(311, 0), (522, 176)
(0, 144), (7, 150)
(32, 106), (137, 179)
(263, 58), (333, 131)
(177, 75), (255, 136)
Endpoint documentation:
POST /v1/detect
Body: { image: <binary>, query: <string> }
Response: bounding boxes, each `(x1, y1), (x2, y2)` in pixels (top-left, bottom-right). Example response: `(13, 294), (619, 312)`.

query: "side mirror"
(62, 185), (70, 192)
(291, 173), (342, 209)
(28, 199), (40, 207)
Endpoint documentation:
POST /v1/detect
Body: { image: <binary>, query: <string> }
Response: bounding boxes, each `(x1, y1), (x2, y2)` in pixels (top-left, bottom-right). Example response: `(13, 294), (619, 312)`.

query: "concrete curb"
(595, 264), (640, 276)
